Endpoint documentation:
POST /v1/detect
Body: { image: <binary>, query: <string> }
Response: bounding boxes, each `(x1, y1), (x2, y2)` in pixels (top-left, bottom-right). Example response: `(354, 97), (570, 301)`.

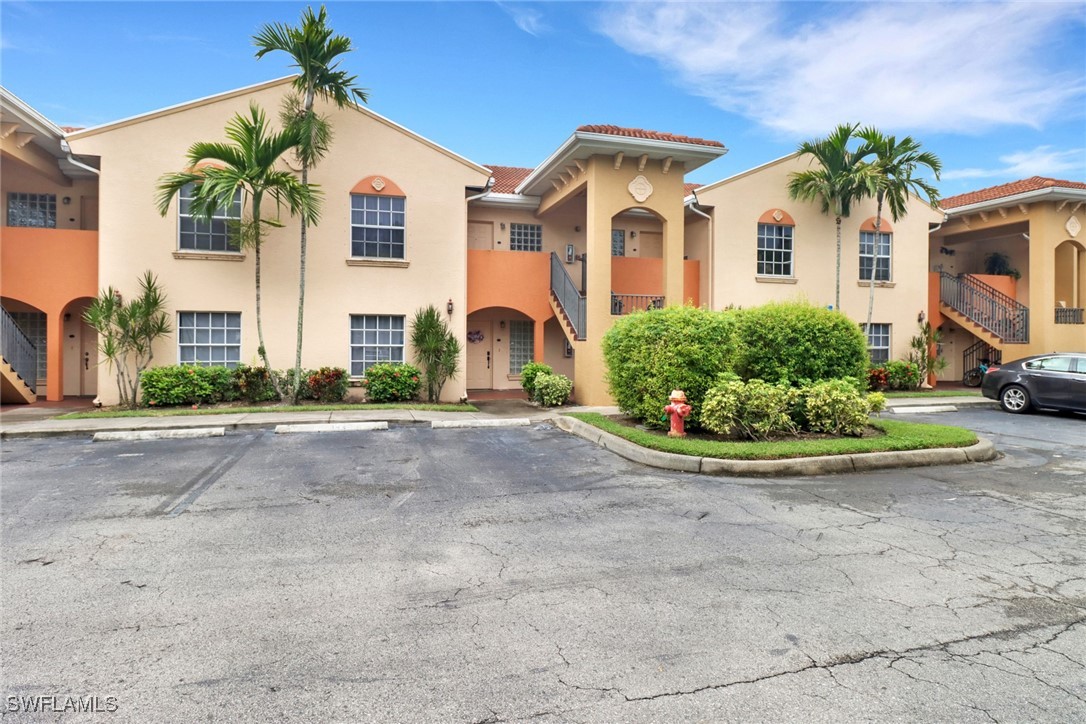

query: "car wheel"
(1000, 385), (1031, 414)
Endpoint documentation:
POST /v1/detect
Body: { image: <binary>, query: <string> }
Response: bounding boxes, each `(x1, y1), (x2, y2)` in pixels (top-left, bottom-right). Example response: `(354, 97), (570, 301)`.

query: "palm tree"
(156, 102), (320, 400)
(787, 123), (872, 312)
(855, 127), (942, 330)
(254, 5), (368, 403)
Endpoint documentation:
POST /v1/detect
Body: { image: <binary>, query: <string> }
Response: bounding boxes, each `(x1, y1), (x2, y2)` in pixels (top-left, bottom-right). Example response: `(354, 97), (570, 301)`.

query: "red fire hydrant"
(664, 389), (692, 438)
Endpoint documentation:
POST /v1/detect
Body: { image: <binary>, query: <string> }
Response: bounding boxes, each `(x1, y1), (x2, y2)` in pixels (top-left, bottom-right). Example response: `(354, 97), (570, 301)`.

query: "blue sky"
(2, 1), (1084, 195)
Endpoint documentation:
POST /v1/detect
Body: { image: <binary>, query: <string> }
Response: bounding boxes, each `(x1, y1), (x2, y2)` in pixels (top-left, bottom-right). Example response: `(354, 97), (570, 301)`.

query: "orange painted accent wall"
(1, 228), (98, 312)
(611, 257), (700, 306)
(968, 274), (1017, 301)
(467, 249), (553, 319)
(860, 217), (894, 233)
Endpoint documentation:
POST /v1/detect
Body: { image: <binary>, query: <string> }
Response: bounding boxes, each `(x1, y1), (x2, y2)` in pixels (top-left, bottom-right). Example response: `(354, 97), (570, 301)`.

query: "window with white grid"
(508, 320), (534, 374)
(509, 223), (542, 252)
(351, 195), (405, 258)
(7, 193), (56, 228)
(178, 312), (242, 367)
(350, 315), (405, 375)
(178, 183), (242, 252)
(862, 323), (891, 363)
(859, 231), (892, 281)
(757, 223), (793, 277)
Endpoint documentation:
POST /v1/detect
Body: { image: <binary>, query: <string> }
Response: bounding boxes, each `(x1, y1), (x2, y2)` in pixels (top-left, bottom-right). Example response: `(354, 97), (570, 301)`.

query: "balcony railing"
(550, 252), (586, 339)
(939, 272), (1029, 343)
(611, 293), (664, 315)
(1, 306), (38, 393)
(1055, 307), (1084, 325)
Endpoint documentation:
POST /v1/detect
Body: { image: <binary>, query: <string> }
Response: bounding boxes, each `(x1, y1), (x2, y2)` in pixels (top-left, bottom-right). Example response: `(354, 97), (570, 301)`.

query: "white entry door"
(465, 320), (493, 389)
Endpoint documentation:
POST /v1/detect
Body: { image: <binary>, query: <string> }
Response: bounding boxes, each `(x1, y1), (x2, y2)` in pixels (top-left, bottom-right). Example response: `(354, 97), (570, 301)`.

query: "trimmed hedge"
(140, 364), (349, 407)
(362, 362), (421, 402)
(602, 306), (739, 428)
(734, 303), (869, 387)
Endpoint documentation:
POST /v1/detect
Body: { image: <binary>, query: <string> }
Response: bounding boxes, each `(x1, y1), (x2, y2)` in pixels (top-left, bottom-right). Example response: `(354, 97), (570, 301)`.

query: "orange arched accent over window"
(351, 175), (406, 197)
(860, 217), (894, 233)
(186, 161), (226, 173)
(757, 209), (796, 226)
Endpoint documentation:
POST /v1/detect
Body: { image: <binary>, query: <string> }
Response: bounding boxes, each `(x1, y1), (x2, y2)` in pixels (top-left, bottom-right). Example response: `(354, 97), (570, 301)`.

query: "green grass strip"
(59, 402), (478, 419)
(566, 413), (977, 460)
(882, 390), (981, 398)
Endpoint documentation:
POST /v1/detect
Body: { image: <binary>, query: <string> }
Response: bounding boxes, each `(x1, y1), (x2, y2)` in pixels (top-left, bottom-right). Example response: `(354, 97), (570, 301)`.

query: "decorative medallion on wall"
(628, 175), (654, 203)
(467, 330), (485, 343)
(371, 177), (386, 192)
(1067, 215), (1081, 238)
(772, 209), (784, 222)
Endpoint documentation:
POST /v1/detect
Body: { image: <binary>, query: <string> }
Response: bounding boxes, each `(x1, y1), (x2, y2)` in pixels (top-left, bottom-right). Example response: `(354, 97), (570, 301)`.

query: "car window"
(1072, 357), (1086, 375)
(1025, 356), (1074, 372)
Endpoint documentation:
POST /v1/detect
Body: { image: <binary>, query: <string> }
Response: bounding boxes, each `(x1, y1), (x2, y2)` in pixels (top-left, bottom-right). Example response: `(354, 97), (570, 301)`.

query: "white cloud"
(596, 1), (1086, 136)
(943, 146), (1086, 180)
(497, 2), (549, 36)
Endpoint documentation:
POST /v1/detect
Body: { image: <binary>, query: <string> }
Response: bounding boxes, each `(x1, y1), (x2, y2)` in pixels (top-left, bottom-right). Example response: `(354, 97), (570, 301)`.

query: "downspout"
(459, 176), (495, 402)
(59, 139), (100, 176)
(687, 192), (713, 309)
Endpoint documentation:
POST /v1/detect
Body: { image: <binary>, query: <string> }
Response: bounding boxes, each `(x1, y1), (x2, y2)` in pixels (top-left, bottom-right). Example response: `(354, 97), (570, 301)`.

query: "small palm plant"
(410, 305), (461, 403)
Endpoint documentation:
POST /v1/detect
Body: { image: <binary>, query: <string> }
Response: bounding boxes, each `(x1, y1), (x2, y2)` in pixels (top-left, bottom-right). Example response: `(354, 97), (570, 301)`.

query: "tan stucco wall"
(696, 155), (941, 362)
(69, 80), (488, 404)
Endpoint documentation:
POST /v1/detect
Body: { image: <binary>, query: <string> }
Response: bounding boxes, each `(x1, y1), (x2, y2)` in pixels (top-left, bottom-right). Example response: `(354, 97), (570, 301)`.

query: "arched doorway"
(1054, 240), (1085, 320)
(61, 297), (98, 397)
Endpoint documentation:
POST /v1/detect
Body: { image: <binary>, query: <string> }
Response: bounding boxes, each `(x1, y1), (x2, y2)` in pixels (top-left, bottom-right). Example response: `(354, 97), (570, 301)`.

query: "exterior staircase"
(938, 272), (1029, 352)
(550, 252), (586, 344)
(1, 306), (38, 404)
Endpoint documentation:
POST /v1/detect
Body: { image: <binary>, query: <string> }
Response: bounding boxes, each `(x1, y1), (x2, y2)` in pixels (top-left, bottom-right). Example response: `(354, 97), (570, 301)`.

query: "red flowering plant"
(363, 362), (422, 402)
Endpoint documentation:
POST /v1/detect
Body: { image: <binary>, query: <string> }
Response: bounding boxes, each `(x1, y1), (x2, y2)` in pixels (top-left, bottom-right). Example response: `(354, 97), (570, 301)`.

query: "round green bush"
(733, 303), (869, 386)
(602, 306), (738, 428)
(363, 362), (421, 402)
(519, 361), (553, 398)
(534, 373), (572, 407)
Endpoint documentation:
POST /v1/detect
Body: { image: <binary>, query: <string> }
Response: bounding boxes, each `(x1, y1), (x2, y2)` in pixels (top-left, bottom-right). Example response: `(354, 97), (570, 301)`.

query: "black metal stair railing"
(939, 272), (1029, 343)
(610, 293), (664, 315)
(550, 252), (586, 340)
(1, 305), (38, 393)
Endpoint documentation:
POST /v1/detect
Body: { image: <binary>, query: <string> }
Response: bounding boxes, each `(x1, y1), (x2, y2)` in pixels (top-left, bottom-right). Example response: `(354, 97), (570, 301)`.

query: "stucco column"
(574, 178), (617, 406)
(45, 309), (65, 401)
(662, 217), (685, 305)
(1026, 211), (1052, 353)
(533, 318), (545, 363)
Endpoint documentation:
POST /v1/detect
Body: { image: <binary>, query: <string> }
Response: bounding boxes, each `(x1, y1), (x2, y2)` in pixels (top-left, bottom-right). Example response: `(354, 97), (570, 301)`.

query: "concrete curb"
(275, 422), (388, 434)
(891, 405), (960, 414)
(92, 428), (226, 442)
(554, 415), (998, 477)
(432, 418), (532, 429)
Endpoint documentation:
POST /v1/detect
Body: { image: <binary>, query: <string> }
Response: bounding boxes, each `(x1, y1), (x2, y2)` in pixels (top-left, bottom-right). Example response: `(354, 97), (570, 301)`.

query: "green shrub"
(363, 362), (421, 402)
(733, 302), (869, 386)
(534, 373), (573, 407)
(520, 362), (553, 398)
(602, 306), (739, 428)
(701, 377), (799, 440)
(803, 379), (876, 437)
(233, 365), (279, 403)
(305, 367), (348, 403)
(867, 366), (889, 391)
(141, 365), (231, 407)
(885, 360), (921, 390)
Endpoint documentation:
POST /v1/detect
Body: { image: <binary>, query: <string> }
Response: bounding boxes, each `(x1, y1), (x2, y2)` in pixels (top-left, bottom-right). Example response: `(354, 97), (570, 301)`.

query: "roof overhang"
(0, 85), (99, 179)
(516, 130), (727, 197)
(470, 192), (540, 210)
(943, 186), (1086, 216)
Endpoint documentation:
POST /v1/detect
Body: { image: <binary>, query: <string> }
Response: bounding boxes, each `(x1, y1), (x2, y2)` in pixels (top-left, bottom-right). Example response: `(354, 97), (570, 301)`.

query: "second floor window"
(351, 195), (405, 258)
(757, 223), (793, 277)
(178, 183), (241, 252)
(7, 193), (56, 228)
(509, 223), (542, 252)
(859, 231), (892, 281)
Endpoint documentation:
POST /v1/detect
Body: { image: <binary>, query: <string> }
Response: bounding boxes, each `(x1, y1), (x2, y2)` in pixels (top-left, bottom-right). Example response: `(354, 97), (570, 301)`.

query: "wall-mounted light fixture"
(62, 196), (72, 205)
(447, 299), (454, 315)
(630, 230), (637, 238)
(500, 222), (506, 230)
(574, 225), (581, 233)
(939, 246), (955, 256)
(499, 320), (506, 330)
(917, 310), (926, 324)
(63, 313), (71, 322)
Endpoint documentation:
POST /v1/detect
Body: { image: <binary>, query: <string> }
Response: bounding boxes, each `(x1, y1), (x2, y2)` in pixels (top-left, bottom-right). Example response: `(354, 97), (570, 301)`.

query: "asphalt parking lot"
(2, 409), (1084, 722)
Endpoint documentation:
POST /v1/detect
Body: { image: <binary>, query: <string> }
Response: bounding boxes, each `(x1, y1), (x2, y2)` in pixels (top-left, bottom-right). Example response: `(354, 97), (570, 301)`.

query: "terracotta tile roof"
(942, 176), (1086, 209)
(485, 165), (534, 194)
(59, 126), (84, 133)
(577, 124), (725, 149)
(684, 182), (701, 196)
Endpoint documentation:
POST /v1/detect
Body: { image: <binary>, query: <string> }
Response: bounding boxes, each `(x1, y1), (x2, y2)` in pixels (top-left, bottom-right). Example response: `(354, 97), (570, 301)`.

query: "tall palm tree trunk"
(251, 195), (275, 380)
(291, 86), (316, 404)
(834, 215), (842, 312)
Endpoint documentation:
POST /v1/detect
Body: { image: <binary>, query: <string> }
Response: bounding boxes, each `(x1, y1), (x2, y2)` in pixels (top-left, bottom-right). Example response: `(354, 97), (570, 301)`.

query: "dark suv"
(981, 353), (1086, 414)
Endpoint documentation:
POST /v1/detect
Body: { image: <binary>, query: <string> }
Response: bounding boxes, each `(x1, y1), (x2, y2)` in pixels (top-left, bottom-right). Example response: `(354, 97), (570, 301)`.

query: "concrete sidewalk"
(0, 396), (994, 440)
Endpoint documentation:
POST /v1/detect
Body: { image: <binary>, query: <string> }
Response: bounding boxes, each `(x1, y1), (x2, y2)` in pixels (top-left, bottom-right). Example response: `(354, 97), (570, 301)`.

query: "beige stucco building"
(4, 78), (1081, 406)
